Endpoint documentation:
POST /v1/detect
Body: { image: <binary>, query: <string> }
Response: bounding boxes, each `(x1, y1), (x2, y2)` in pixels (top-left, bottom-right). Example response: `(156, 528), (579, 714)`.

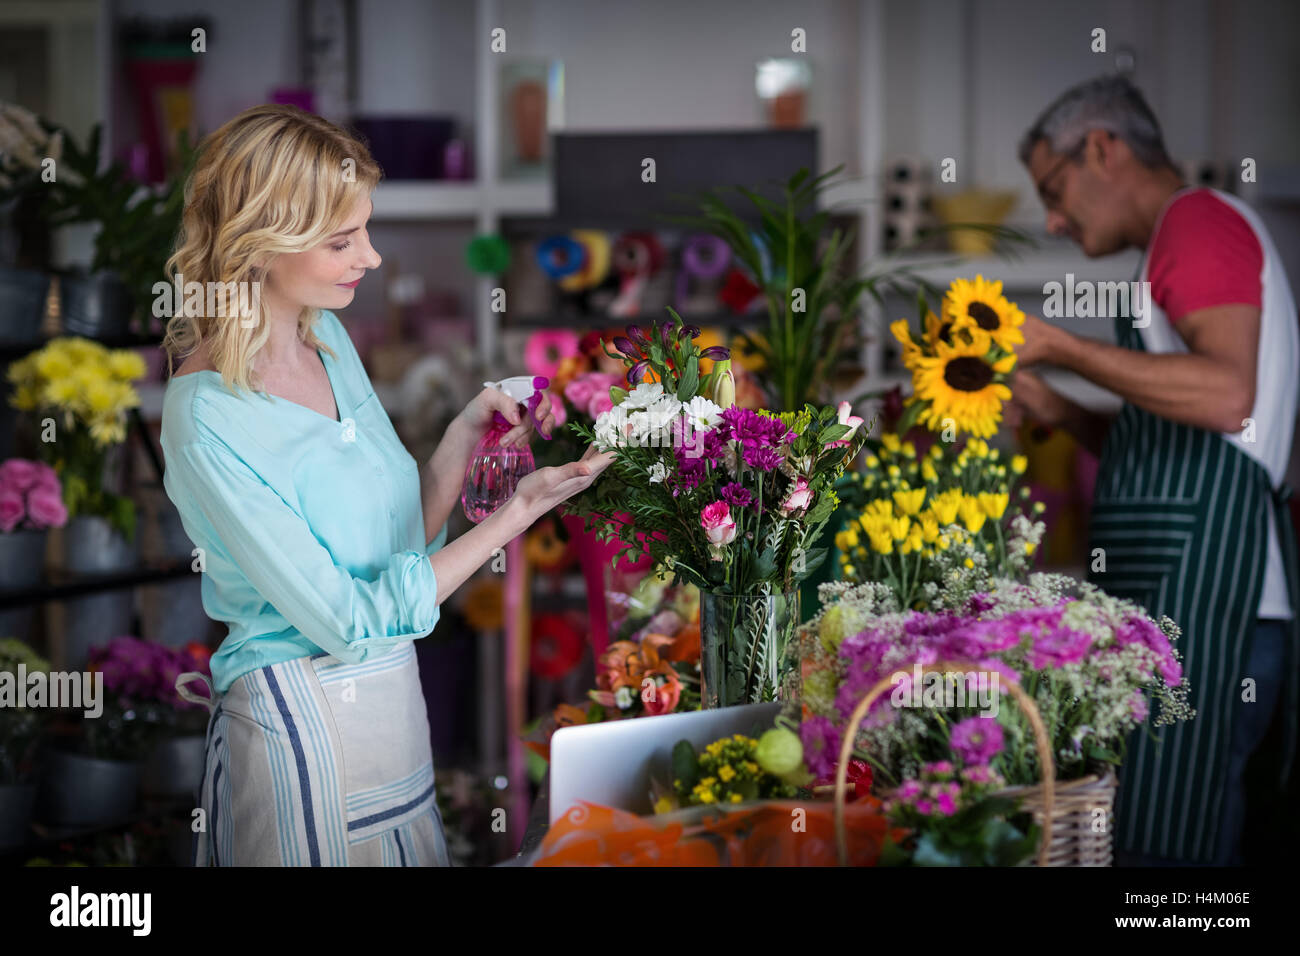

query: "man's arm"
(1008, 369), (1115, 458)
(1023, 305), (1260, 435)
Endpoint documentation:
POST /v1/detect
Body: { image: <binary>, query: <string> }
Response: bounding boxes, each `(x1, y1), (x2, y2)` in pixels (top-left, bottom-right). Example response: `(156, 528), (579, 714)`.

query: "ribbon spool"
(558, 229), (611, 292)
(536, 234), (586, 280)
(675, 234), (732, 314)
(466, 234), (511, 275)
(609, 231), (665, 317)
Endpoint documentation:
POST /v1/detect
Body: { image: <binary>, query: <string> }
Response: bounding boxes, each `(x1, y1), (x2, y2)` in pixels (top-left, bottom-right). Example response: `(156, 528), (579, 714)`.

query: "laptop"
(547, 702), (781, 823)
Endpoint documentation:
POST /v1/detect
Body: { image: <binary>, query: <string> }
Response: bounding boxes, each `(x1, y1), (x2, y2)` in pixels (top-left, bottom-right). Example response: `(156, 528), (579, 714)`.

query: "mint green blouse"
(160, 310), (447, 694)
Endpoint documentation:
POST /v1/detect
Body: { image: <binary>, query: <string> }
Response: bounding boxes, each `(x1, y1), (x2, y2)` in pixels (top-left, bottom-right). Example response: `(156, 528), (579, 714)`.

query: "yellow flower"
(959, 496), (987, 534)
(920, 514), (940, 543)
(842, 564), (856, 578)
(107, 349), (147, 382)
(1011, 454), (1028, 474)
(718, 764), (736, 782)
(880, 432), (901, 454)
(890, 516), (911, 541)
(900, 525), (923, 554)
(978, 492), (1009, 520)
(930, 491), (961, 526)
(943, 275), (1026, 353)
(83, 378), (120, 414)
(902, 441), (916, 458)
(921, 458), (938, 483)
(1033, 501), (1046, 514)
(964, 558), (975, 568)
(35, 349), (74, 381)
(11, 384), (39, 410)
(870, 531), (894, 554)
(887, 465), (901, 478)
(89, 417), (127, 447)
(836, 529), (859, 552)
(892, 487), (925, 516)
(929, 443), (944, 460)
(653, 796), (674, 814)
(967, 438), (988, 458)
(1025, 541), (1037, 555)
(42, 378), (80, 407)
(865, 455), (880, 469)
(910, 329), (1010, 439)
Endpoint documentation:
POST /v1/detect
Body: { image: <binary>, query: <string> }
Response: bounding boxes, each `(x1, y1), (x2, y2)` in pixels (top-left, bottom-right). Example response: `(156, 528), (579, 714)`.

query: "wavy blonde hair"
(162, 104), (382, 392)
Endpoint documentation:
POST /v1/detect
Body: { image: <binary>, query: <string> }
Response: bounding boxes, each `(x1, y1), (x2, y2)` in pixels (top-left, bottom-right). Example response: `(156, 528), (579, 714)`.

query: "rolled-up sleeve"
(174, 438), (440, 661)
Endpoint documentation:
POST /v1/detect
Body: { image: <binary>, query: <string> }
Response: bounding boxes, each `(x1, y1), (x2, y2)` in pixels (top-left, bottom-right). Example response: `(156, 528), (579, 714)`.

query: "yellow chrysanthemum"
(42, 378), (81, 408)
(943, 275), (1025, 352)
(34, 349), (74, 381)
(869, 530), (894, 554)
(880, 432), (901, 454)
(890, 515), (911, 541)
(892, 487), (925, 516)
(89, 417), (127, 447)
(1011, 454), (1028, 474)
(921, 458), (938, 483)
(979, 492), (1009, 520)
(959, 496), (987, 534)
(910, 329), (1011, 439)
(107, 349), (147, 382)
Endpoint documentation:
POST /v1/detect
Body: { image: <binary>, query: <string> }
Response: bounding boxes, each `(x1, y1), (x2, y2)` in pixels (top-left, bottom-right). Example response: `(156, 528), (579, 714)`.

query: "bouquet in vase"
(568, 308), (870, 707)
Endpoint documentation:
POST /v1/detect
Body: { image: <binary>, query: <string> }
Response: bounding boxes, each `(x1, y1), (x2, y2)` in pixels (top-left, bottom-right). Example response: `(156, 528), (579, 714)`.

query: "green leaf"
(672, 739), (699, 789)
(676, 353), (699, 402)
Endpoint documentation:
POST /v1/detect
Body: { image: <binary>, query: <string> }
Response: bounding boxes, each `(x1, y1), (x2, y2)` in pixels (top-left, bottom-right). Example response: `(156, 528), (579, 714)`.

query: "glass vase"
(699, 589), (801, 709)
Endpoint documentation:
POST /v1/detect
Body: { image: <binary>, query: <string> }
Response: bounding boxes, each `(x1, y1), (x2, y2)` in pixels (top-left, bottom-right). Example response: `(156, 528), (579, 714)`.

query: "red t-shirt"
(1147, 189), (1264, 321)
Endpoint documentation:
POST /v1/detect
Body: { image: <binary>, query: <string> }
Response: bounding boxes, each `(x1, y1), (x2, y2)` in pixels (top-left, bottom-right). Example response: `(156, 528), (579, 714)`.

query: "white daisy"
(682, 395), (723, 429)
(621, 382), (665, 410)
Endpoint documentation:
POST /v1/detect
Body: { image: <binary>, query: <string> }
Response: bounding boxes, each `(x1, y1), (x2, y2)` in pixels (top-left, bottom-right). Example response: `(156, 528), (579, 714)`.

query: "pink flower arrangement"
(0, 458), (67, 533)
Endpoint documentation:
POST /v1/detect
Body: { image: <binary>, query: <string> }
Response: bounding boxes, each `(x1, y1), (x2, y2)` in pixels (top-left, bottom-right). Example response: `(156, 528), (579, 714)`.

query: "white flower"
(647, 461), (667, 483)
(615, 686), (635, 709)
(682, 395), (723, 429)
(621, 382), (664, 410)
(647, 394), (683, 420)
(593, 410), (623, 451)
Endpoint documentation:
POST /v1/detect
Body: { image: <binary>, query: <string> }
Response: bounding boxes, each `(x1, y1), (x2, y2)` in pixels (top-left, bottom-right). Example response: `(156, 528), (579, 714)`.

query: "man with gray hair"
(1009, 74), (1299, 866)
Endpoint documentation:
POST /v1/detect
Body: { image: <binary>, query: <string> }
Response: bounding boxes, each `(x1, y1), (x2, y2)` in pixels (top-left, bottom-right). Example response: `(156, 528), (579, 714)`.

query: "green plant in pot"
(42, 122), (195, 339)
(0, 639), (51, 849)
(0, 102), (61, 342)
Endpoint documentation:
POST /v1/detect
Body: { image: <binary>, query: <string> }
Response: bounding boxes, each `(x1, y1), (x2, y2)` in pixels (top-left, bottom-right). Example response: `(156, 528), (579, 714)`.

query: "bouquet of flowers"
(567, 307), (870, 706)
(832, 276), (1044, 609)
(796, 571), (1193, 791)
(84, 636), (212, 760)
(0, 458), (67, 532)
(889, 276), (1023, 440)
(7, 338), (145, 538)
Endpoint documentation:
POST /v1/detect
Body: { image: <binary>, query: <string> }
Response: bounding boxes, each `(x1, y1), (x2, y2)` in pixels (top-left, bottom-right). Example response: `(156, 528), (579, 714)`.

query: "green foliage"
(43, 123), (197, 333)
(887, 796), (1041, 867)
(671, 166), (1030, 412)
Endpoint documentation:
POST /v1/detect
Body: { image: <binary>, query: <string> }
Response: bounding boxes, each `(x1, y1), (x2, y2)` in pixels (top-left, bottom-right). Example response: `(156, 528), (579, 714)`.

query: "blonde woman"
(160, 104), (613, 866)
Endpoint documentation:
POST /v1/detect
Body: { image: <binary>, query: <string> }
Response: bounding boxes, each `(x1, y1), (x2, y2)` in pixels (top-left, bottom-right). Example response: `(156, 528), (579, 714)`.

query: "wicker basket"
(993, 770), (1117, 866)
(834, 658), (1082, 867)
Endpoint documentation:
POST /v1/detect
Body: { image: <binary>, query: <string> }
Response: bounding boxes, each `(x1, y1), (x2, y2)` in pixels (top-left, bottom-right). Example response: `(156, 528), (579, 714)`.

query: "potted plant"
(140, 640), (213, 800)
(0, 639), (51, 849)
(0, 458), (67, 642)
(39, 119), (195, 339)
(35, 636), (174, 827)
(0, 102), (59, 343)
(8, 337), (145, 666)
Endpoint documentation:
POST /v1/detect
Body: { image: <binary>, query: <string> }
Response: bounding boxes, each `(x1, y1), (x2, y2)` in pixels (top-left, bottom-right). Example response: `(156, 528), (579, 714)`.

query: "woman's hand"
(456, 386), (557, 448)
(511, 444), (617, 520)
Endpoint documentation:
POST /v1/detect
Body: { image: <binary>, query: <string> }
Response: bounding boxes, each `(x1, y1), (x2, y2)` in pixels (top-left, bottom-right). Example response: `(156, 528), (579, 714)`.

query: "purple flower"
(628, 360), (651, 385)
(799, 715), (842, 778)
(742, 443), (783, 471)
(896, 779), (923, 800)
(626, 324), (651, 350)
(677, 324), (701, 341)
(719, 482), (753, 508)
(700, 345), (730, 361)
(950, 716), (1004, 766)
(935, 791), (958, 816)
(613, 335), (637, 357)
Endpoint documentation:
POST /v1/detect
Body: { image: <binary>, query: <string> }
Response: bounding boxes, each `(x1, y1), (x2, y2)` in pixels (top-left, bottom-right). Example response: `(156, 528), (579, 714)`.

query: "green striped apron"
(1087, 312), (1300, 863)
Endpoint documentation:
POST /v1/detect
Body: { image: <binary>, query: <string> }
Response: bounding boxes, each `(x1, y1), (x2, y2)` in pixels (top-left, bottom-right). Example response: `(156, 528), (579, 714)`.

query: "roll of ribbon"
(558, 229), (611, 292)
(608, 231), (665, 317)
(536, 234), (586, 280)
(676, 234), (732, 313)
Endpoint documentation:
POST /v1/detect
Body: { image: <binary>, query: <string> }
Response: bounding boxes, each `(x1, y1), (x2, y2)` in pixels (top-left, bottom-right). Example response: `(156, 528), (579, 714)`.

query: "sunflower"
(942, 275), (1025, 352)
(910, 330), (1011, 438)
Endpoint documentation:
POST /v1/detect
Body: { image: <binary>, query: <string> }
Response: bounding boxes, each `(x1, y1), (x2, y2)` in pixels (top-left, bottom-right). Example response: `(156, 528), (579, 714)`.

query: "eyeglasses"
(1034, 140), (1087, 210)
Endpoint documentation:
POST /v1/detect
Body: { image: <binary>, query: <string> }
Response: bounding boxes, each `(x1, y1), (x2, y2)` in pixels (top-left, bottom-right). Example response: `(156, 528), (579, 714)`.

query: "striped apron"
(177, 642), (452, 866)
(1087, 311), (1300, 863)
